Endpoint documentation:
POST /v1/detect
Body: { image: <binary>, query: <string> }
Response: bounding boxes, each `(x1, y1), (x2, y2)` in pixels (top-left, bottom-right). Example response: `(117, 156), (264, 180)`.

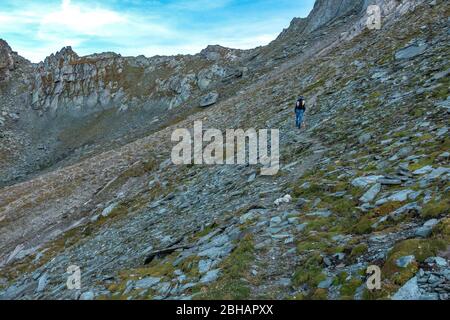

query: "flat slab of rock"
(377, 189), (415, 204)
(359, 183), (381, 203)
(423, 167), (450, 180)
(352, 175), (384, 188)
(36, 273), (49, 293)
(413, 165), (433, 175)
(307, 210), (332, 218)
(392, 276), (421, 300)
(378, 178), (402, 185)
(395, 43), (428, 60)
(415, 219), (439, 238)
(134, 277), (161, 289)
(200, 269), (220, 284)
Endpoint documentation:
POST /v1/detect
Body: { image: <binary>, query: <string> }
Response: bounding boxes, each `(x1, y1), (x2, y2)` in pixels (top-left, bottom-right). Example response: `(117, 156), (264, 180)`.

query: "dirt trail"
(249, 129), (328, 298)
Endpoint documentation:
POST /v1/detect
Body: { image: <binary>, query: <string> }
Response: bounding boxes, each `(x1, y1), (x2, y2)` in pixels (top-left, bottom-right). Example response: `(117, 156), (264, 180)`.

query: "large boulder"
(359, 183), (381, 203)
(395, 43), (428, 60)
(199, 92), (219, 107)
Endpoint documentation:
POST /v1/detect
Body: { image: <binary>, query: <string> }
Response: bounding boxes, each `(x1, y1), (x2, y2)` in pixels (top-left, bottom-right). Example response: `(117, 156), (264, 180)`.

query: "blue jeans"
(295, 109), (304, 128)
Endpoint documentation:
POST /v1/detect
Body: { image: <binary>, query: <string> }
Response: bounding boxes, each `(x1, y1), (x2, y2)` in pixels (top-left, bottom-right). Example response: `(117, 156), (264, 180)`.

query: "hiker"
(295, 96), (306, 129)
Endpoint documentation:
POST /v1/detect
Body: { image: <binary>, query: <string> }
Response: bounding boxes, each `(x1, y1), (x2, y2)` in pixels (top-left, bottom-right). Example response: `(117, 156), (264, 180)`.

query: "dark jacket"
(295, 99), (306, 112)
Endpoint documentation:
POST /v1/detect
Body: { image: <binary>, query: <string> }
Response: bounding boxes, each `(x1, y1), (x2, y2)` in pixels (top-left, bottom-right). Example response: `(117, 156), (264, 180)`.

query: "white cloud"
(40, 0), (126, 37)
(0, 0), (175, 61)
(36, 0), (172, 42)
(0, 14), (13, 23)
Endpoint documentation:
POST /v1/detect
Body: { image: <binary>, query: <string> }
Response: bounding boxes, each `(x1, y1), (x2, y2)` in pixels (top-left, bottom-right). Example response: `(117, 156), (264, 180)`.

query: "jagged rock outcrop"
(276, 0), (365, 41)
(0, 40), (16, 82)
(27, 44), (250, 118)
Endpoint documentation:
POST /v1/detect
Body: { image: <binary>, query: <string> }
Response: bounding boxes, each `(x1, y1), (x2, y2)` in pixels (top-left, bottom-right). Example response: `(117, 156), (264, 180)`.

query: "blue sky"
(0, 0), (315, 62)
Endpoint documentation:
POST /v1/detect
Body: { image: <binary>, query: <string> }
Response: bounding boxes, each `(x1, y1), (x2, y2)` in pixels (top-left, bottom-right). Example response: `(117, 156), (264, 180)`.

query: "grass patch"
(292, 253), (326, 289)
(373, 202), (403, 216)
(421, 199), (449, 219)
(408, 157), (434, 171)
(292, 183), (323, 198)
(434, 217), (450, 241)
(382, 238), (446, 286)
(352, 216), (373, 235)
(340, 278), (363, 300)
(311, 288), (328, 300)
(350, 243), (368, 258)
(194, 223), (218, 239)
(104, 252), (179, 299)
(332, 198), (358, 215)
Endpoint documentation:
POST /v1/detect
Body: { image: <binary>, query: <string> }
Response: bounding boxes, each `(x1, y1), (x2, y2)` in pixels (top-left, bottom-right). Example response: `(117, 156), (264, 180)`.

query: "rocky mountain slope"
(0, 0), (448, 300)
(0, 0), (377, 187)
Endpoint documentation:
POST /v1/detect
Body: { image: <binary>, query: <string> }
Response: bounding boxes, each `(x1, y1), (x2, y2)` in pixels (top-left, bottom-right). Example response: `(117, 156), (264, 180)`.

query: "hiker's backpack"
(296, 98), (306, 111)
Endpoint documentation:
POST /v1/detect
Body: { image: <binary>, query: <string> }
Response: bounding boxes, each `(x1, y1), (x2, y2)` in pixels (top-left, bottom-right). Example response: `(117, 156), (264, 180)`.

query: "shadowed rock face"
(305, 0), (365, 32)
(0, 41), (250, 185)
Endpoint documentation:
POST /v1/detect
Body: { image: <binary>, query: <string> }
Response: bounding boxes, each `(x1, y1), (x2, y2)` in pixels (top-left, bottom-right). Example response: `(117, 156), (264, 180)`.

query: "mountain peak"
(305, 0), (364, 32)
